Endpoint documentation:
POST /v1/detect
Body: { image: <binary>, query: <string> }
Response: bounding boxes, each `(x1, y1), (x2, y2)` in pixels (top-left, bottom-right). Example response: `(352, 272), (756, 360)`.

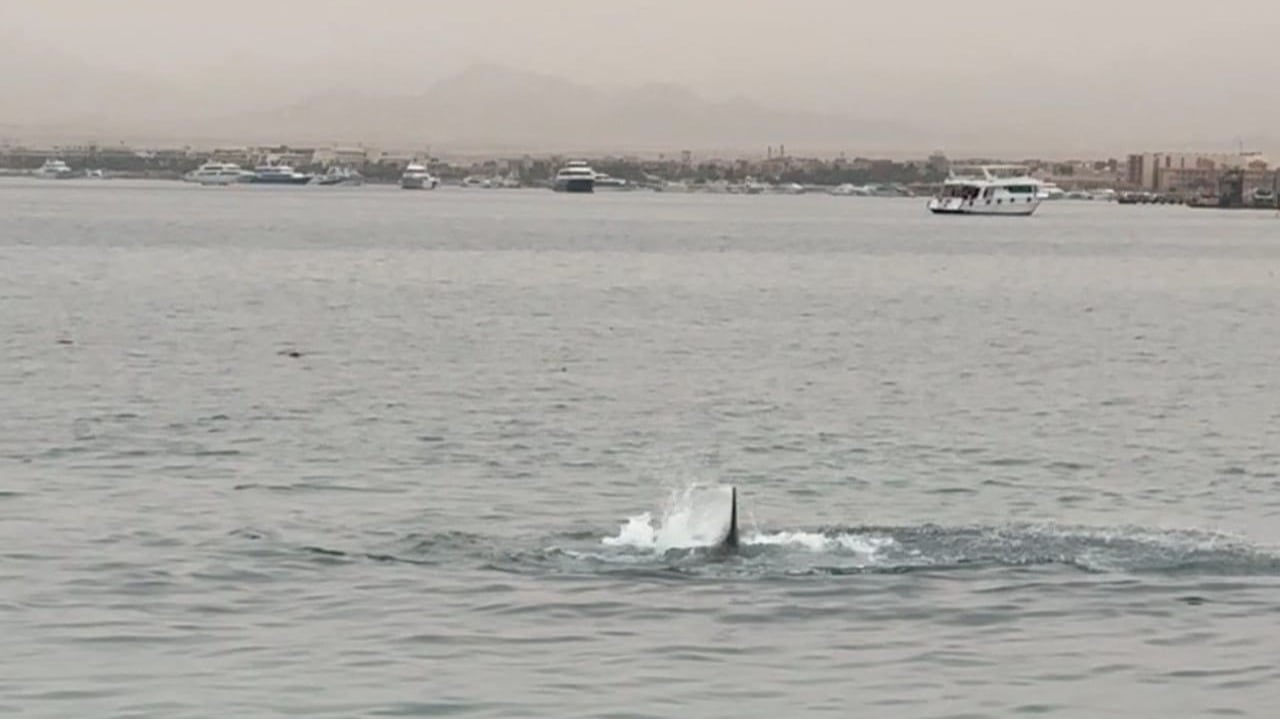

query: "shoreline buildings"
(1126, 151), (1271, 194)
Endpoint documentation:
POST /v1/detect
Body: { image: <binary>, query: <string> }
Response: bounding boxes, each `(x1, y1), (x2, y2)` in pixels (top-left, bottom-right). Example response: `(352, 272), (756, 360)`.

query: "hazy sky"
(4, 0), (1279, 156)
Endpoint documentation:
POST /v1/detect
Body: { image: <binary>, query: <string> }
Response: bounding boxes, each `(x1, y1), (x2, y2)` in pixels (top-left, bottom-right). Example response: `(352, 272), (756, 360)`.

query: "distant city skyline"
(3, 1), (1279, 157)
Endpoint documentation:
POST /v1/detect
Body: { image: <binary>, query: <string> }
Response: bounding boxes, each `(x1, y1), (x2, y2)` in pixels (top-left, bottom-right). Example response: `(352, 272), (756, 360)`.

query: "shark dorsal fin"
(722, 485), (739, 550)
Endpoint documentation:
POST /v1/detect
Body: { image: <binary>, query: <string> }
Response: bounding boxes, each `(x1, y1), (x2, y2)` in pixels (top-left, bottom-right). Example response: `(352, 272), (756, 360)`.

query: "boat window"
(944, 185), (978, 199)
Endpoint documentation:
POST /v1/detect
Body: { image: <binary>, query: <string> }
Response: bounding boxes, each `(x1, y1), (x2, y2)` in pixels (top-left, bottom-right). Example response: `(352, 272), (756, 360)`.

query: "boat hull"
(928, 197), (1041, 216)
(186, 174), (248, 186)
(250, 175), (313, 185)
(401, 177), (438, 190)
(315, 176), (363, 186)
(553, 178), (595, 193)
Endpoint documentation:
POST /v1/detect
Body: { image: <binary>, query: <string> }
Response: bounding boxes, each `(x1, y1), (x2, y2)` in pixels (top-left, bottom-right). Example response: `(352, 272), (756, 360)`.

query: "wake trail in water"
(582, 482), (1280, 577)
(237, 481), (1280, 579)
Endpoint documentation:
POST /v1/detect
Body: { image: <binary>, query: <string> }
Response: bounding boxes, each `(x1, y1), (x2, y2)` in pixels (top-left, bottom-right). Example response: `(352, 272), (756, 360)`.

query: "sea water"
(3, 179), (1280, 717)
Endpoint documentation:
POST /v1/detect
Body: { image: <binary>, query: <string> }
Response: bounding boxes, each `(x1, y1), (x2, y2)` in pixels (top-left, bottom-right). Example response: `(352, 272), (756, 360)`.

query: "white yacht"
(927, 165), (1044, 216)
(400, 162), (439, 190)
(184, 161), (252, 185)
(591, 170), (632, 188)
(592, 172), (631, 191)
(250, 163), (312, 185)
(33, 159), (77, 179)
(552, 161), (596, 193)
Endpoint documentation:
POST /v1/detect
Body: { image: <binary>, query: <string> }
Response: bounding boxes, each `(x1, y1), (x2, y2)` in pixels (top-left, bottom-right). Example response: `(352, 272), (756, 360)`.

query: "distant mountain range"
(0, 57), (936, 155)
(2, 43), (1276, 159)
(192, 64), (936, 155)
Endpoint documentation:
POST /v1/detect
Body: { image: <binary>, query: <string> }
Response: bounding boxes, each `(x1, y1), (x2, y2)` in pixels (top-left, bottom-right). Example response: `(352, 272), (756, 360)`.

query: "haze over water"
(3, 179), (1280, 717)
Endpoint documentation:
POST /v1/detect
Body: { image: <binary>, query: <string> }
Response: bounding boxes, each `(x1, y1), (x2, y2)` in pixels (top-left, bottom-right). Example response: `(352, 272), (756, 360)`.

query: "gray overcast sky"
(3, 0), (1279, 156)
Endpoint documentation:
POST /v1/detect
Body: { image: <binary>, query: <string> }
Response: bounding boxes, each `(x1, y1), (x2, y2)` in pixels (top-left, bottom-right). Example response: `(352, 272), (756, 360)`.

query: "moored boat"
(250, 163), (312, 185)
(400, 162), (439, 190)
(33, 159), (77, 180)
(552, 161), (596, 193)
(184, 161), (253, 185)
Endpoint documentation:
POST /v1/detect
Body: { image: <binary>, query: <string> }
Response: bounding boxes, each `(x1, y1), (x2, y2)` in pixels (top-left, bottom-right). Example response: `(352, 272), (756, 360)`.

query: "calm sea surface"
(3, 178), (1280, 718)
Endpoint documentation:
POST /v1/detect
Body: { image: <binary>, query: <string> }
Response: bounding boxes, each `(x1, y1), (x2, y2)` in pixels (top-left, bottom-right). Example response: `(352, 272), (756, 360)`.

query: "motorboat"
(184, 161), (253, 185)
(593, 172), (632, 191)
(400, 162), (439, 190)
(33, 159), (77, 179)
(250, 162), (312, 185)
(312, 166), (363, 186)
(1249, 187), (1277, 208)
(927, 165), (1044, 216)
(552, 161), (596, 193)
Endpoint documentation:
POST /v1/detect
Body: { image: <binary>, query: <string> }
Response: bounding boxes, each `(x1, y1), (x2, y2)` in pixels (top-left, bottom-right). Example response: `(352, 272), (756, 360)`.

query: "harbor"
(4, 141), (1277, 210)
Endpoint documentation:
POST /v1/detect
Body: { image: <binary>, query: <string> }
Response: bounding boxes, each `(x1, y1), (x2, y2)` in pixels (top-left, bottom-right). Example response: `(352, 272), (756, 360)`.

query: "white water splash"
(744, 531), (893, 555)
(602, 483), (894, 558)
(603, 483), (735, 552)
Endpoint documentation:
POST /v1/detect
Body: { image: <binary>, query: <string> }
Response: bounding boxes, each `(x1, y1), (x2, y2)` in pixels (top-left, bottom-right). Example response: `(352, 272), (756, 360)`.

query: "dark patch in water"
(302, 546), (347, 557)
(984, 457), (1034, 467)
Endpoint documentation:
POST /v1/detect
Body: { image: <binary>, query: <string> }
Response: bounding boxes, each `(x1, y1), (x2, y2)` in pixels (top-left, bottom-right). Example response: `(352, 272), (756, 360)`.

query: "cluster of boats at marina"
(32, 159), (104, 180)
(181, 158), (694, 194)
(182, 161), (361, 187)
(21, 158), (1184, 217)
(179, 159), (448, 189)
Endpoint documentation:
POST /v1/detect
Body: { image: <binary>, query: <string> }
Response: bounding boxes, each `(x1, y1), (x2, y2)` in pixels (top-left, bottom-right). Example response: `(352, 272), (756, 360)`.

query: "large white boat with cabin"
(33, 159), (77, 179)
(184, 161), (253, 185)
(552, 161), (596, 193)
(400, 162), (439, 190)
(927, 165), (1044, 216)
(250, 162), (312, 185)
